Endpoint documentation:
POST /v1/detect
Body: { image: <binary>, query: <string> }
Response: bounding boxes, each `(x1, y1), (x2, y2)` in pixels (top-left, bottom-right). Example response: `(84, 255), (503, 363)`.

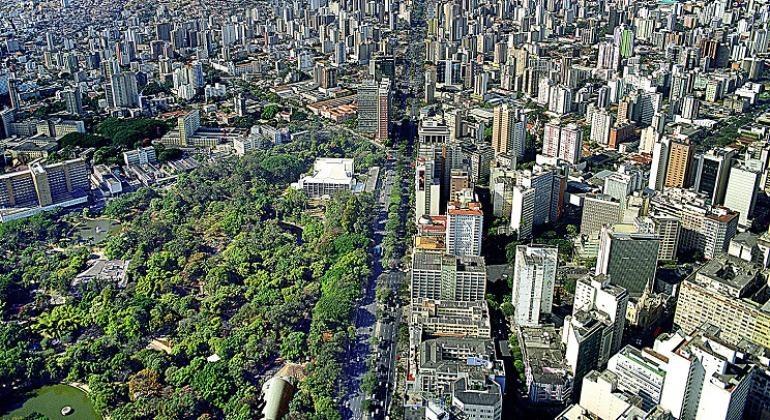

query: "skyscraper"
(411, 249), (487, 303)
(110, 72), (139, 108)
(445, 202), (483, 257)
(573, 274), (629, 365)
(664, 138), (694, 188)
(723, 160), (762, 228)
(491, 104), (527, 159)
(357, 79), (391, 141)
(512, 245), (558, 327)
(8, 79), (21, 111)
(580, 194), (622, 236)
(543, 121), (582, 164)
(62, 88), (83, 116)
(693, 147), (737, 204)
(415, 157), (441, 222)
(510, 185), (535, 240)
(596, 227), (660, 297)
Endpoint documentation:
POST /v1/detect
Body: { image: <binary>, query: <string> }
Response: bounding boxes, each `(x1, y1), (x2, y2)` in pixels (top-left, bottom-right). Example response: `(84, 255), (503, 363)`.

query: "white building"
(416, 157), (441, 223)
(607, 346), (667, 410)
(123, 146), (157, 166)
(723, 161), (762, 229)
(510, 185), (535, 240)
(512, 245), (557, 326)
(573, 274), (628, 365)
(294, 158), (355, 198)
(446, 202), (483, 257)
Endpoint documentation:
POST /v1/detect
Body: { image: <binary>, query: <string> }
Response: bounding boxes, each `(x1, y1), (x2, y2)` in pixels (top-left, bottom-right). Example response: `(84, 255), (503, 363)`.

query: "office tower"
(673, 255), (770, 350)
(418, 119), (450, 144)
(234, 94), (247, 117)
(693, 147), (737, 204)
(0, 108), (15, 139)
(606, 346), (667, 411)
(561, 311), (606, 397)
(702, 207), (739, 259)
(357, 79), (391, 141)
(651, 190), (739, 260)
(491, 104), (527, 159)
(62, 88), (83, 115)
(110, 72), (139, 108)
(573, 274), (629, 364)
(664, 138), (694, 188)
(543, 122), (582, 164)
(8, 79), (21, 111)
(510, 186), (535, 240)
(516, 166), (563, 227)
(723, 161), (762, 228)
(446, 202), (483, 257)
(415, 157), (441, 222)
(178, 110), (201, 146)
(636, 215), (681, 261)
(580, 194), (622, 236)
(410, 249), (486, 303)
(596, 227), (660, 297)
(634, 91), (662, 126)
(512, 245), (558, 326)
(648, 138), (670, 191)
(603, 173), (634, 205)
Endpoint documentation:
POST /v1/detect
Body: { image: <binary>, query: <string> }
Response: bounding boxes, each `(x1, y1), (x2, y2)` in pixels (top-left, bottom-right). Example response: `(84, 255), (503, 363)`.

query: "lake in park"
(2, 384), (100, 420)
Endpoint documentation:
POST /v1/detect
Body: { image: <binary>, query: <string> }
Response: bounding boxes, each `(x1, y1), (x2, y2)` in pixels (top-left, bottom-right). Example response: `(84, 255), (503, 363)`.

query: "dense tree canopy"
(0, 134), (382, 418)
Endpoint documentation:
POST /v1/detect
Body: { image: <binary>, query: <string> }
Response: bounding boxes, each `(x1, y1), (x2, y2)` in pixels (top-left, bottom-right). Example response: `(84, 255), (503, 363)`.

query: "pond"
(2, 385), (101, 420)
(71, 218), (121, 245)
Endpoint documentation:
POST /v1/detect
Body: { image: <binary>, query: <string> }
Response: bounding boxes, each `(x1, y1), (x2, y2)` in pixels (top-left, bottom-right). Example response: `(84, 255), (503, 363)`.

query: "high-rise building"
(8, 79), (21, 111)
(512, 245), (558, 327)
(589, 108), (614, 146)
(673, 255), (770, 350)
(446, 202), (483, 257)
(415, 157), (441, 222)
(543, 121), (582, 164)
(178, 110), (201, 146)
(580, 194), (622, 236)
(614, 25), (635, 58)
(492, 104), (527, 159)
(648, 138), (670, 191)
(510, 185), (535, 240)
(655, 327), (756, 420)
(573, 274), (629, 364)
(61, 87), (83, 116)
(693, 147), (737, 204)
(596, 227), (660, 297)
(606, 345), (667, 411)
(418, 119), (450, 145)
(723, 161), (762, 228)
(636, 215), (681, 261)
(410, 249), (487, 303)
(0, 158), (90, 222)
(110, 72), (139, 108)
(650, 189), (739, 260)
(664, 138), (694, 188)
(357, 79), (391, 141)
